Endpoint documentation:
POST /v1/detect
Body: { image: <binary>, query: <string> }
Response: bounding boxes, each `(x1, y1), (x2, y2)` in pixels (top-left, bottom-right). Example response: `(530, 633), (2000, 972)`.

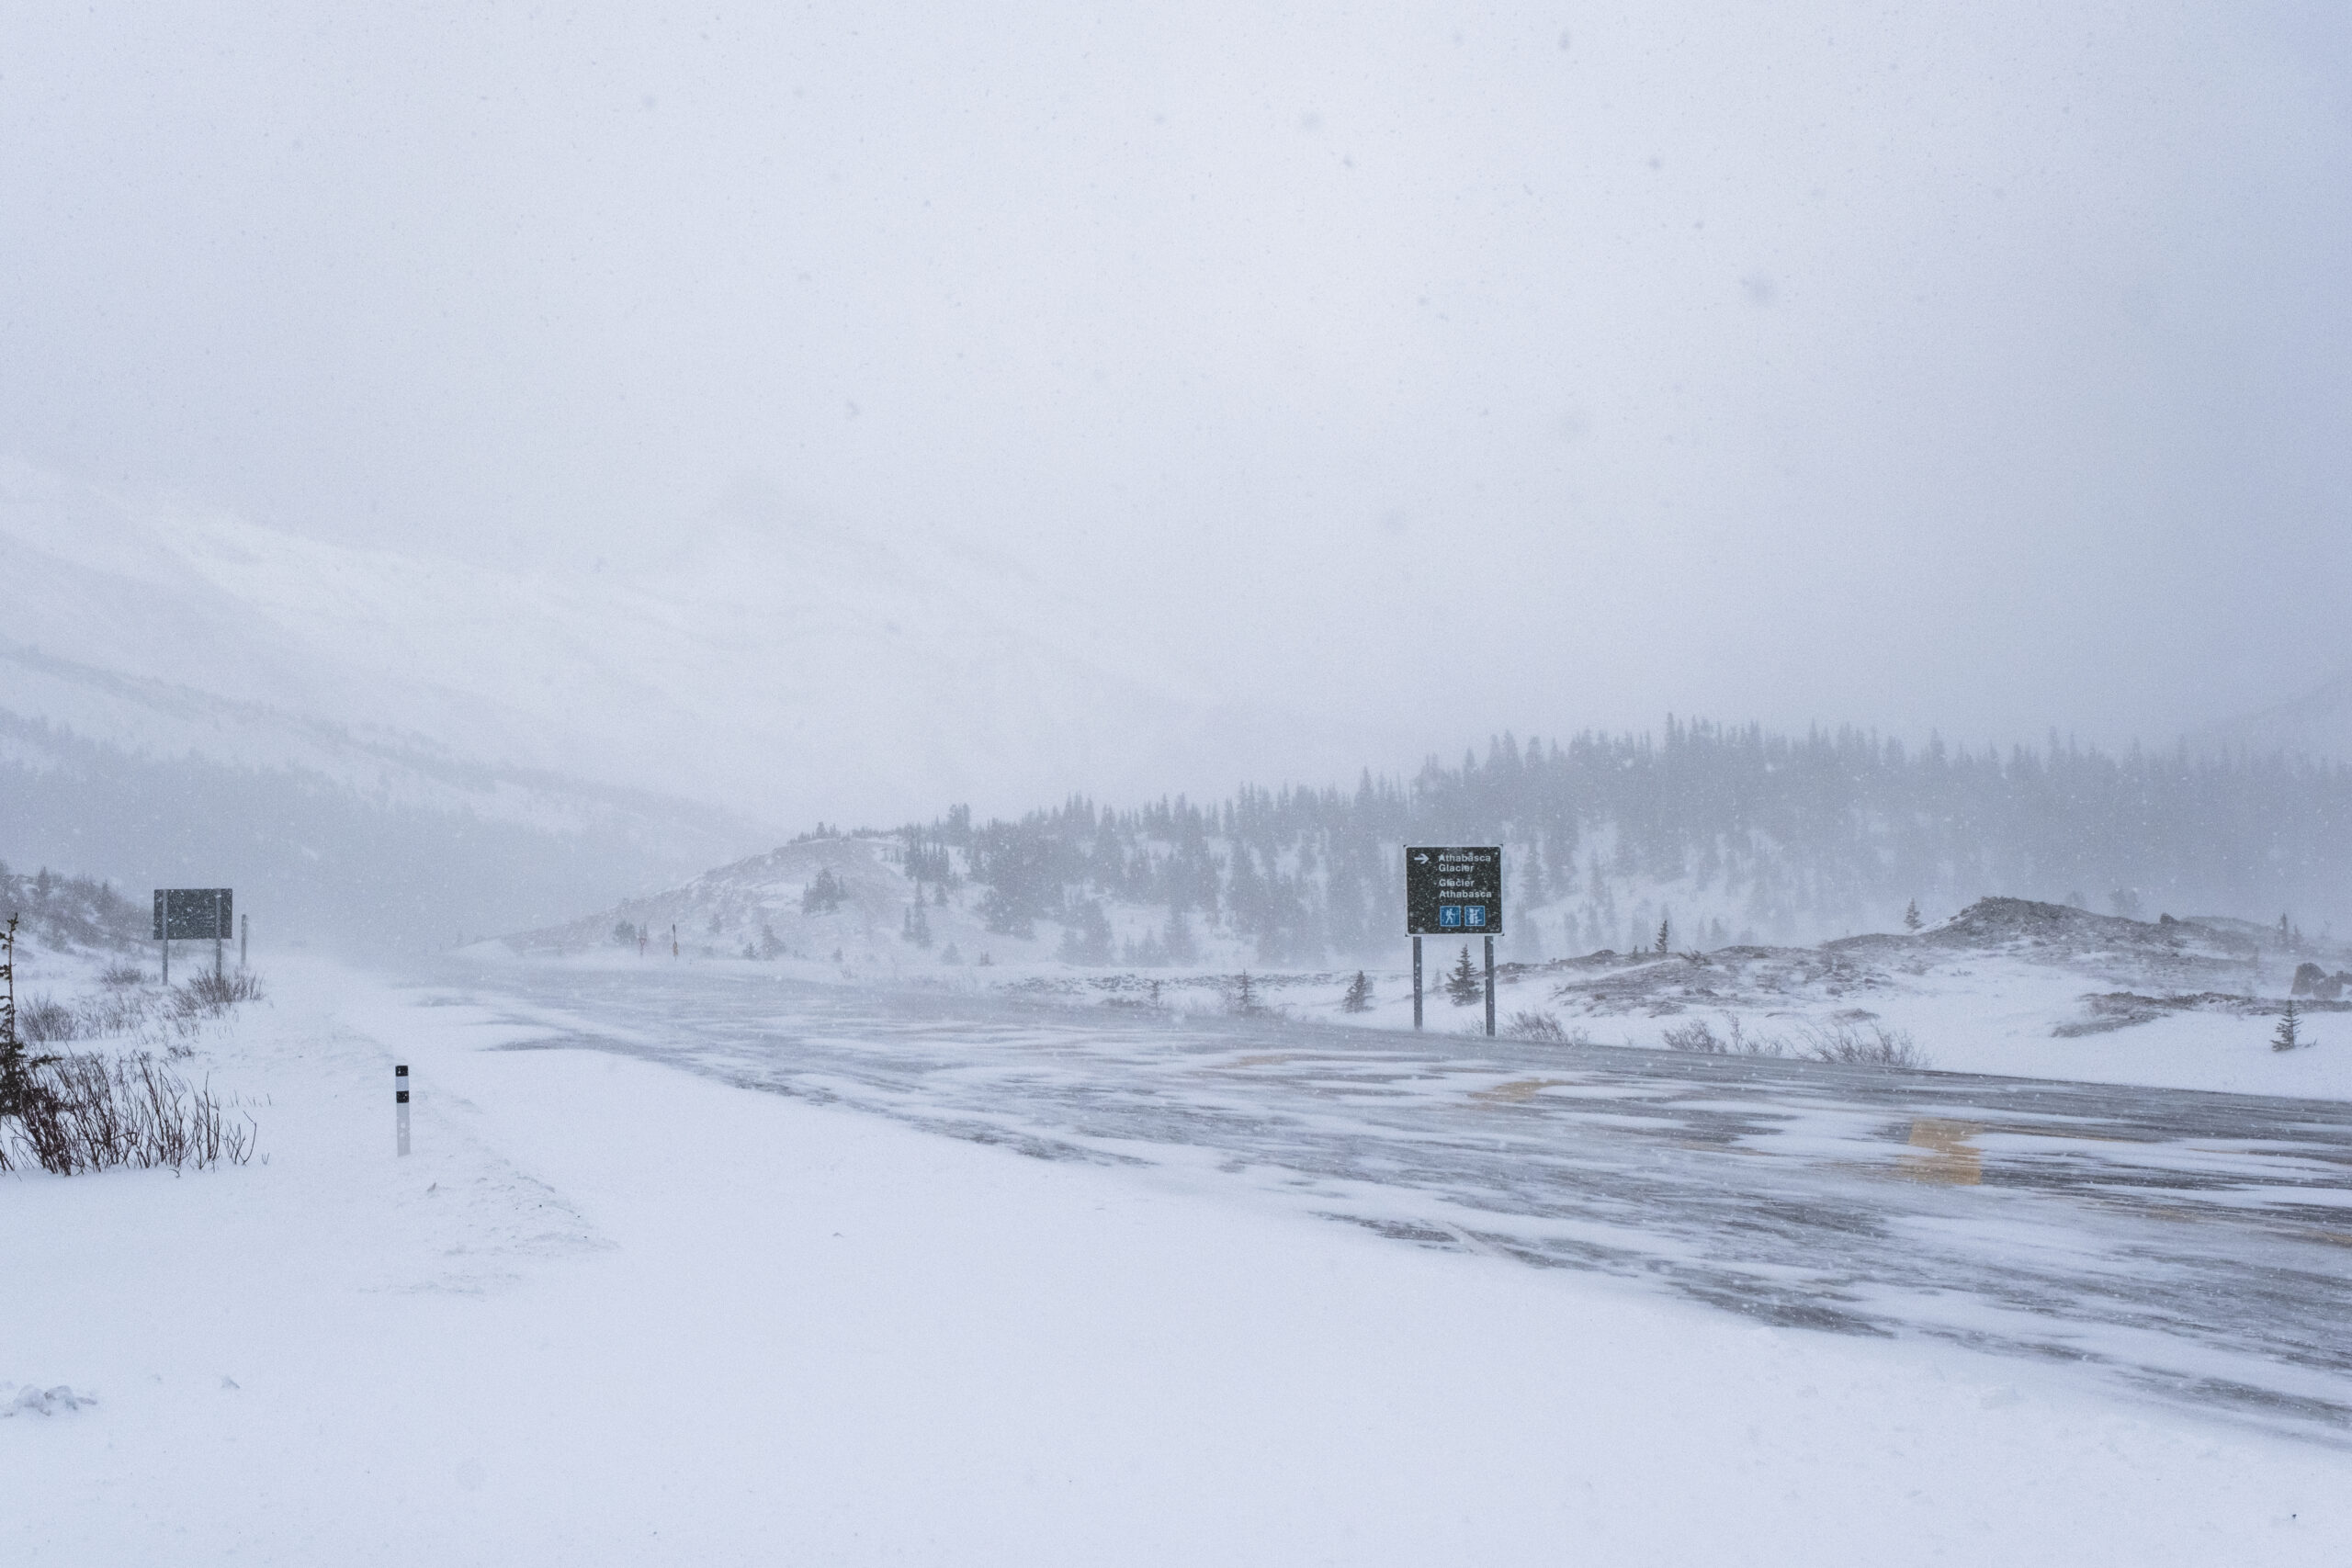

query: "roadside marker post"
(1405, 848), (1502, 1037)
(396, 1065), (411, 1156)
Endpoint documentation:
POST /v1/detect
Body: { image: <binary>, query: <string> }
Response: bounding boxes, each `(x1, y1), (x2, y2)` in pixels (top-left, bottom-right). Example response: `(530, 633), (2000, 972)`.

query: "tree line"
(888, 718), (2352, 964)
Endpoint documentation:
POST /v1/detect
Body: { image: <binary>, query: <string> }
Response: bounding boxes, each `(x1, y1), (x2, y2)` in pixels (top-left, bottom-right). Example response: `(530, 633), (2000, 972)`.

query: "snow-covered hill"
(505, 834), (1085, 972)
(518, 864), (2352, 1097)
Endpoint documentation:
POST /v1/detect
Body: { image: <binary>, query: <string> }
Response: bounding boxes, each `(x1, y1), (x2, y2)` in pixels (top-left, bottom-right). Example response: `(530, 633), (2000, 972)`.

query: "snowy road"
(449, 963), (2352, 1440)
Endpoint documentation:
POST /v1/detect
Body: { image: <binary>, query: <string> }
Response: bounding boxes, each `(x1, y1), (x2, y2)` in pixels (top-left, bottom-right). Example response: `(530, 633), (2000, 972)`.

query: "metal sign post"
(1404, 847), (1503, 1036)
(1485, 934), (1496, 1037)
(396, 1065), (411, 1156)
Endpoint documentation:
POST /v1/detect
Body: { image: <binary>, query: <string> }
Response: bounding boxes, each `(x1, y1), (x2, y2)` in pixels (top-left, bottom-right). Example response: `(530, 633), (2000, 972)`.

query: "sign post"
(1486, 933), (1496, 1037)
(153, 888), (233, 988)
(1405, 847), (1502, 1036)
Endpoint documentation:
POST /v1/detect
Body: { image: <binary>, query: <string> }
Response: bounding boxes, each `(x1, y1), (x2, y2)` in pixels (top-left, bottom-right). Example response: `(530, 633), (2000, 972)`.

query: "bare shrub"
(1662, 1013), (1788, 1057)
(1793, 1019), (1928, 1069)
(1719, 1014), (1786, 1057)
(173, 969), (266, 1021)
(98, 964), (147, 988)
(18, 995), (78, 1044)
(1661, 1017), (1723, 1053)
(3, 1051), (256, 1174)
(1503, 1010), (1581, 1043)
(72, 987), (153, 1038)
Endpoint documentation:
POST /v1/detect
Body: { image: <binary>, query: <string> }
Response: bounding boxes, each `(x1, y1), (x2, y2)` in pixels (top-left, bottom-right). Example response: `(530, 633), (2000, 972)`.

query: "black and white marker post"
(396, 1065), (411, 1156)
(1404, 846), (1503, 1037)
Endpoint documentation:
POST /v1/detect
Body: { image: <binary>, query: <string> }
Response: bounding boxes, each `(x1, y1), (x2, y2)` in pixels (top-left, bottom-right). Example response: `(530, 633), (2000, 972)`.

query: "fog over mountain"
(0, 457), (1360, 826)
(4, 4), (2349, 932)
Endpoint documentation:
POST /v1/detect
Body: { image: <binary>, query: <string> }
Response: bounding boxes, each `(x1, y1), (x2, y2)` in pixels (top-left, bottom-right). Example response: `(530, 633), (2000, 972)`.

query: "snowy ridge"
(0, 457), (1359, 824)
(0, 642), (751, 840)
(0, 698), (758, 946)
(504, 834), (1106, 970)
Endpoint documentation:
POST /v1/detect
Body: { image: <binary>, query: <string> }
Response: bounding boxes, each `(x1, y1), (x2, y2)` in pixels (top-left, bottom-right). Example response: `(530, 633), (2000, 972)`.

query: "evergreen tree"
(1340, 970), (1374, 1013)
(1230, 970), (1267, 1017)
(1904, 898), (1922, 932)
(802, 868), (845, 915)
(978, 885), (1035, 938)
(0, 914), (54, 1137)
(1445, 945), (1481, 1006)
(1654, 917), (1671, 954)
(1057, 897), (1114, 964)
(1163, 908), (1199, 964)
(2273, 999), (2312, 1052)
(0, 915), (23, 1111)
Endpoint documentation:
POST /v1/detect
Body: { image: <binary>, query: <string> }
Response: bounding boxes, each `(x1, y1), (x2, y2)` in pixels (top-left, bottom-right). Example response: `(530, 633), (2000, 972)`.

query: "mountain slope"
(2193, 669), (2352, 764)
(0, 457), (1358, 826)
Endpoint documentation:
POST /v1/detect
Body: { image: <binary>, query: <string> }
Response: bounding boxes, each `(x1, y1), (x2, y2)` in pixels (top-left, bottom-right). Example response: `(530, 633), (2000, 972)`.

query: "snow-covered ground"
(6, 950), (2350, 1563)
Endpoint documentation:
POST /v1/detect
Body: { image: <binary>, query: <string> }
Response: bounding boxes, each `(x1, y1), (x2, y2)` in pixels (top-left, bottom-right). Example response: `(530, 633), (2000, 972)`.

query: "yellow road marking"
(1902, 1118), (1984, 1185)
(1471, 1077), (1575, 1106)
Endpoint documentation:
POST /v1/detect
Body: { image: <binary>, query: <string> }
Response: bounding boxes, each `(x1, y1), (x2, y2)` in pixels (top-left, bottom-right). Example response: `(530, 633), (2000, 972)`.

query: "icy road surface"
(449, 964), (2352, 1439)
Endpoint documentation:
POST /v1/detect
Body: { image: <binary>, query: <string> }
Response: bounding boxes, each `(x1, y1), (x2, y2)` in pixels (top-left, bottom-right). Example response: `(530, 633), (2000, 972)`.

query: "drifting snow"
(6, 952), (2349, 1564)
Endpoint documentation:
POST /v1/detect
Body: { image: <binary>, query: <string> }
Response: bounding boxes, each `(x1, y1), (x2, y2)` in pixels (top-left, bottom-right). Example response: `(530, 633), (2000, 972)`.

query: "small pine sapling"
(1904, 899), (1922, 932)
(1230, 970), (1266, 1017)
(2272, 999), (2314, 1053)
(1445, 945), (1482, 1006)
(1340, 970), (1374, 1013)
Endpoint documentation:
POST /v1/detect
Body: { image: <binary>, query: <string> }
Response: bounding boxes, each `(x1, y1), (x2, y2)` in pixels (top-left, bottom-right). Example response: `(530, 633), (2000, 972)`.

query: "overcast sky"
(6, 2), (2348, 795)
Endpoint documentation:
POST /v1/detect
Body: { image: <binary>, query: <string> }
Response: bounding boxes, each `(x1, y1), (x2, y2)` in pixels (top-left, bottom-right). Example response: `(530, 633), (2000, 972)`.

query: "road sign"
(153, 888), (233, 942)
(1405, 846), (1502, 936)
